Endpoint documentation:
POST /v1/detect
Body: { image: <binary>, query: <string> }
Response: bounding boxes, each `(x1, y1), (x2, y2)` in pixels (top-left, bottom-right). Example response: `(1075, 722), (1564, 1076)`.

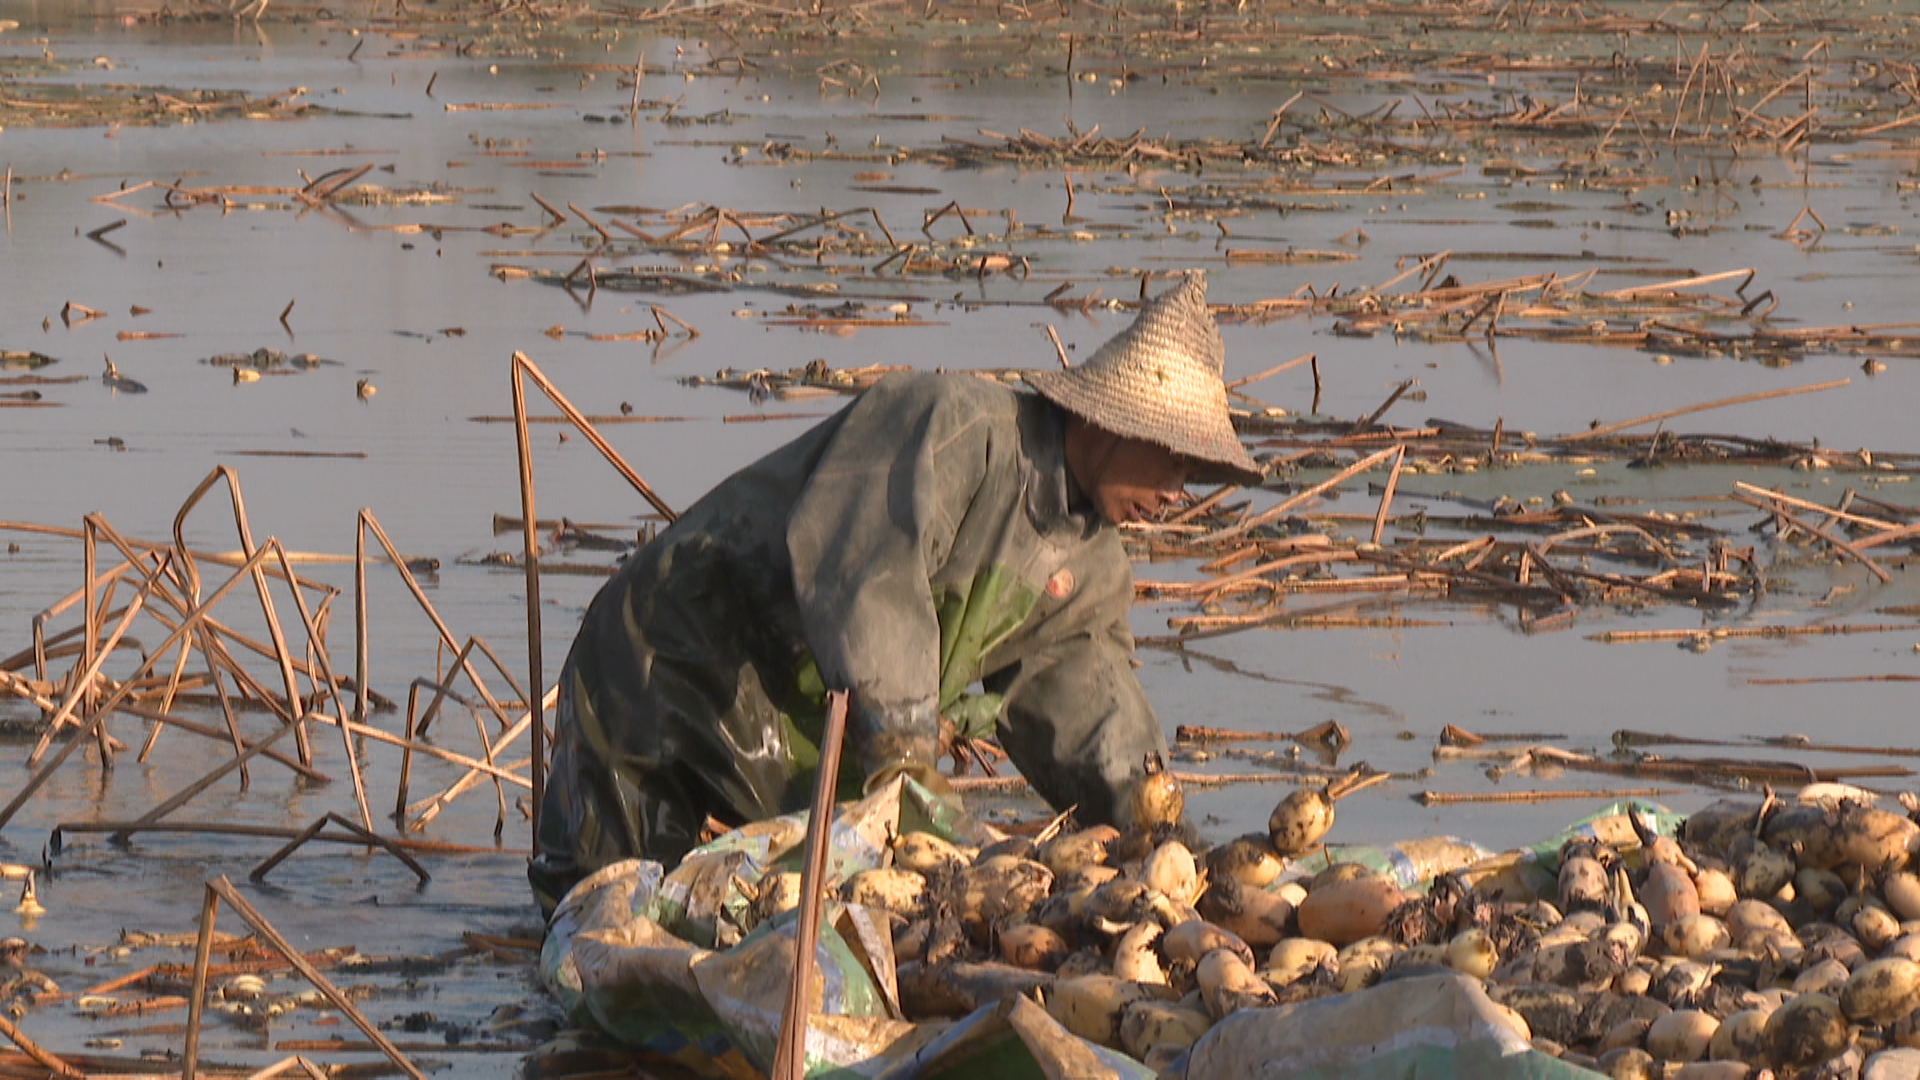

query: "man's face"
(1080, 431), (1191, 525)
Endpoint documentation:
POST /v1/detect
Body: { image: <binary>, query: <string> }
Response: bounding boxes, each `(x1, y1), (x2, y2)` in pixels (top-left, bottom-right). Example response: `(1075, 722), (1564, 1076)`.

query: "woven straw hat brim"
(1023, 271), (1263, 488)
(1025, 371), (1262, 487)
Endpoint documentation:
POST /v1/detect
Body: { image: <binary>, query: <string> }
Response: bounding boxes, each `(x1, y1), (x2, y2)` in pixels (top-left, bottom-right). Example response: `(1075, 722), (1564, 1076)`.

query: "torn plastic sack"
(875, 994), (1155, 1080)
(1459, 800), (1685, 903)
(1283, 835), (1493, 893)
(1171, 973), (1603, 1080)
(540, 775), (1015, 1078)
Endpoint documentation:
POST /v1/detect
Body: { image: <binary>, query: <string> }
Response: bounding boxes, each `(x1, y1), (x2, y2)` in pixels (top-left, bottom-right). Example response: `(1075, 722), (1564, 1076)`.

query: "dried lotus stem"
(1559, 377), (1849, 443)
(773, 689), (848, 1080)
(1415, 788), (1680, 806)
(1325, 768), (1390, 802)
(0, 1011), (81, 1079)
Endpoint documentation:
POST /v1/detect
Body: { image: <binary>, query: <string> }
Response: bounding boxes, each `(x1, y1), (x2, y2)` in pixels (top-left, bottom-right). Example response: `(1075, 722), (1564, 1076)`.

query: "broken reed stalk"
(14, 541), (363, 751)
(1560, 378), (1849, 443)
(406, 754), (531, 831)
(118, 701), (325, 780)
(510, 350), (688, 835)
(250, 812), (430, 885)
(171, 468), (312, 765)
(183, 883), (220, 1080)
(0, 519), (403, 576)
(87, 991), (190, 1017)
(356, 510), (521, 728)
(1440, 726), (1568, 746)
(1370, 445), (1407, 545)
(16, 499), (526, 841)
(188, 623), (250, 786)
(1175, 720), (1349, 745)
(1416, 787), (1679, 806)
(406, 686), (553, 832)
(1730, 493), (1891, 583)
(1225, 352), (1314, 390)
(0, 542), (286, 832)
(54, 820), (518, 855)
(1361, 251), (1449, 299)
(1351, 381), (1415, 435)
(26, 553), (135, 687)
(1733, 481), (1900, 532)
(511, 353), (675, 521)
(0, 1011), (82, 1079)
(1206, 445), (1400, 543)
(568, 202), (613, 244)
(1174, 722), (1303, 744)
(953, 769), (1357, 794)
(1164, 611), (1453, 635)
(529, 191), (568, 226)
(1166, 483), (1243, 527)
(511, 356), (549, 843)
(317, 711), (532, 787)
(268, 543), (371, 829)
(193, 876), (427, 1080)
(243, 1056), (330, 1080)
(400, 665), (488, 817)
(1613, 728), (1920, 758)
(1597, 267), (1755, 300)
(82, 519), (99, 726)
(1443, 737), (1912, 784)
(1536, 522), (1680, 565)
(80, 964), (165, 998)
(650, 305), (700, 338)
(24, 569), (152, 768)
(1044, 324), (1070, 369)
(772, 689), (849, 1080)
(1185, 550), (1358, 602)
(109, 719), (304, 844)
(1590, 623), (1915, 644)
(1178, 771), (1351, 790)
(1749, 674), (1920, 686)
(443, 659), (512, 827)
(1846, 518), (1920, 552)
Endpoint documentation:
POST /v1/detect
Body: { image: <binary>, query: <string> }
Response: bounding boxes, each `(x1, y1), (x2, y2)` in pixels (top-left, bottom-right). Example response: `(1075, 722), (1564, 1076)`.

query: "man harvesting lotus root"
(531, 271), (1261, 913)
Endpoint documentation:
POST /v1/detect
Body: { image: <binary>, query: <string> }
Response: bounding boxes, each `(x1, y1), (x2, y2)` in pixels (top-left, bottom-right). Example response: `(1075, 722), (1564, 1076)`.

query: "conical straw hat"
(1025, 271), (1262, 487)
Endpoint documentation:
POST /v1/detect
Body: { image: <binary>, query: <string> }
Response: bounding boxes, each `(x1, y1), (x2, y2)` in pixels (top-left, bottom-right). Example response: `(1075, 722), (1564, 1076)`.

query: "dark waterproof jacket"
(530, 372), (1166, 910)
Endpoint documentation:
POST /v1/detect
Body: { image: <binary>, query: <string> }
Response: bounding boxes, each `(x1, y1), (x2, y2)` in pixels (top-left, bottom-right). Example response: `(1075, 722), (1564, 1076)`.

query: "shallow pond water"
(3, 1), (1920, 1074)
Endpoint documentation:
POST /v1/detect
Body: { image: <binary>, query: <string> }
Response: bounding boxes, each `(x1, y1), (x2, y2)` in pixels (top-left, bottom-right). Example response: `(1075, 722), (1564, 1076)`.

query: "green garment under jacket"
(530, 371), (1167, 910)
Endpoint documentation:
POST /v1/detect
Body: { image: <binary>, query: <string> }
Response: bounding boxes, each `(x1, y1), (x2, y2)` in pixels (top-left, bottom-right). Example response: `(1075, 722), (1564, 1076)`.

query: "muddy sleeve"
(985, 580), (1167, 828)
(786, 379), (992, 774)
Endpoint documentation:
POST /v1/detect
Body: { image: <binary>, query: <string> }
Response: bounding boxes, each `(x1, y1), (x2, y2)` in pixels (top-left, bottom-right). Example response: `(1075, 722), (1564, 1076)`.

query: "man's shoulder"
(867, 369), (1022, 414)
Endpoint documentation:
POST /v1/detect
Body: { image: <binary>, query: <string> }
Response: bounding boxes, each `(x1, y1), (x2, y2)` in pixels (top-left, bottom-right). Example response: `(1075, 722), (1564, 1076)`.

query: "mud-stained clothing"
(529, 372), (1165, 911)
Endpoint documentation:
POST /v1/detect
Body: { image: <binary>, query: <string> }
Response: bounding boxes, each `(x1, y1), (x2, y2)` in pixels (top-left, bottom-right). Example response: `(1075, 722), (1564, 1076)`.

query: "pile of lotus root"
(750, 759), (1920, 1078)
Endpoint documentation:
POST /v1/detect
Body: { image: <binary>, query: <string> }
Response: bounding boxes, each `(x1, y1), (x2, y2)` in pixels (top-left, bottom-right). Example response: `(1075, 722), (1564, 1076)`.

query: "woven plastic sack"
(666, 774), (1002, 946)
(541, 858), (666, 1019)
(1519, 800), (1685, 870)
(875, 994), (1156, 1080)
(1283, 835), (1493, 893)
(540, 775), (1009, 1078)
(1464, 800), (1687, 903)
(1172, 973), (1605, 1080)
